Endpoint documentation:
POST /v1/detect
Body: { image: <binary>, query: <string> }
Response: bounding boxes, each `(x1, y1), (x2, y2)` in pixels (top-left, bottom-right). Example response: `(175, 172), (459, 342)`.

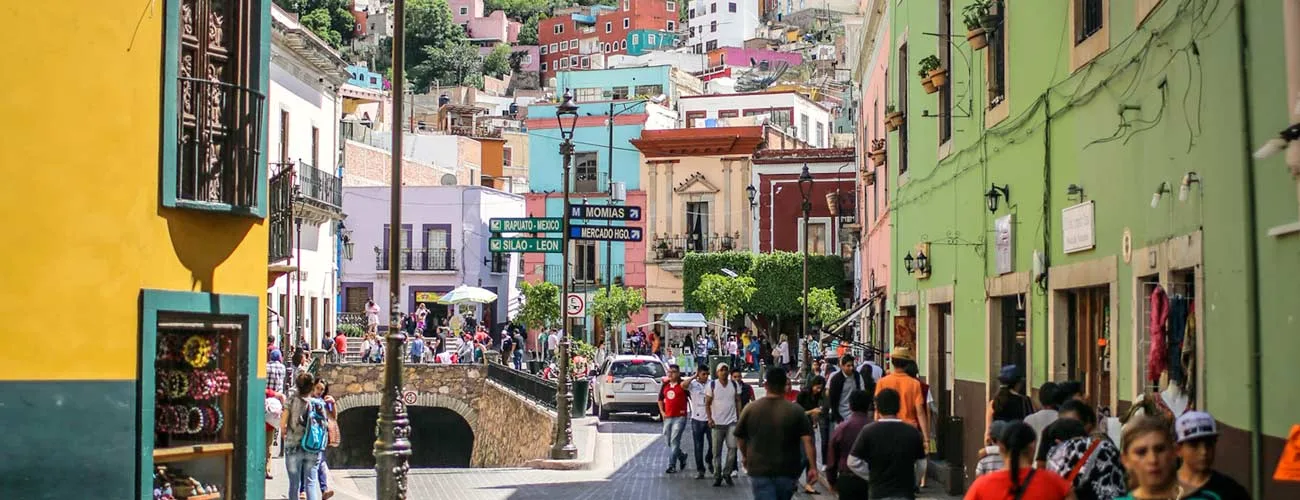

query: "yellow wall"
(0, 3), (269, 381)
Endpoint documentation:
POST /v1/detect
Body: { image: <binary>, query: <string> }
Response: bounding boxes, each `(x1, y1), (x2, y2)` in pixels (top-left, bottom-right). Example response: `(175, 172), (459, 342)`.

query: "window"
(459, 6), (468, 15)
(540, 45), (547, 55)
(718, 109), (739, 118)
(310, 126), (320, 167)
(706, 40), (717, 51)
(490, 252), (511, 274)
(575, 241), (598, 282)
(897, 42), (909, 175)
(648, 33), (657, 44)
(575, 87), (602, 102)
(668, 1), (677, 11)
(554, 24), (564, 34)
(606, 21), (613, 33)
(815, 122), (824, 147)
(624, 0), (631, 9)
(560, 40), (569, 50)
(694, 43), (703, 54)
(278, 110), (289, 165)
(685, 110), (707, 127)
(710, 20), (717, 32)
(988, 0), (1007, 109)
(634, 84), (663, 97)
(167, 0), (267, 211)
(611, 86), (630, 99)
(549, 42), (558, 52)
(1075, 0), (1103, 43)
(624, 18), (630, 29)
(381, 224), (413, 270)
(728, 2), (737, 12)
(685, 201), (710, 252)
(503, 146), (513, 166)
(799, 114), (809, 142)
(689, 8), (695, 18)
(558, 58), (567, 68)
(711, 2), (717, 13)
(939, 0), (952, 144)
(541, 62), (548, 71)
(423, 225), (452, 271)
(621, 40), (627, 49)
(603, 42), (610, 52)
(581, 56), (590, 68)
(667, 21), (675, 31)
(569, 55), (578, 67)
(800, 220), (830, 255)
(574, 152), (599, 192)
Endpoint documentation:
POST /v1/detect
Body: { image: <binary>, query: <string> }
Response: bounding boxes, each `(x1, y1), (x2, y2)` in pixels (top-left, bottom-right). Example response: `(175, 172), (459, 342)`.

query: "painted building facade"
(685, 0), (762, 53)
(631, 126), (767, 323)
(750, 148), (857, 256)
(341, 186), (525, 326)
(539, 1), (681, 80)
(882, 1), (1300, 497)
(679, 90), (833, 147)
(0, 1), (273, 497)
(852, 0), (890, 351)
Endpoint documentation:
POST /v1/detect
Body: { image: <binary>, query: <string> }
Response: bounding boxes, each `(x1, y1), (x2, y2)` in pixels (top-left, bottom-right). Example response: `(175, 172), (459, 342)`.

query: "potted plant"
(919, 55), (941, 94)
(869, 138), (887, 165)
(886, 104), (904, 130)
(963, 0), (993, 50)
(864, 170), (878, 185)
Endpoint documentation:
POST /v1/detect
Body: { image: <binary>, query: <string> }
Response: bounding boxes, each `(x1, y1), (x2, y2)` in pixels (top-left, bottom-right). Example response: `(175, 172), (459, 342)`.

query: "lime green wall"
(887, 0), (1298, 440)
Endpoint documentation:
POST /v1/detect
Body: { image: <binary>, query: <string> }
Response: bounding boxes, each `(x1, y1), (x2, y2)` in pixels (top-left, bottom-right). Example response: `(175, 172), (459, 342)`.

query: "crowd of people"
(654, 343), (1250, 500)
(264, 341), (341, 500)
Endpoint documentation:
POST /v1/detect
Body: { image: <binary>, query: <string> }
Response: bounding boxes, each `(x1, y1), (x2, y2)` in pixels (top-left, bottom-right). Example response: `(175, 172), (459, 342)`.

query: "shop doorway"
(928, 303), (954, 422)
(1000, 295), (1027, 376)
(1064, 286), (1111, 412)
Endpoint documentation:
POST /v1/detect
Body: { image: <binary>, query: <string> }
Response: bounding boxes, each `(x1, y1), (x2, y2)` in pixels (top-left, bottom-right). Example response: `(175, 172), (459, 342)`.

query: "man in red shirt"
(658, 363), (690, 474)
(333, 331), (347, 361)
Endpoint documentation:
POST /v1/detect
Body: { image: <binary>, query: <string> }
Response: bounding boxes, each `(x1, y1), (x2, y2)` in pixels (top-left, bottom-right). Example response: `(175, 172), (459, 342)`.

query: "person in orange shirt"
(875, 346), (932, 489)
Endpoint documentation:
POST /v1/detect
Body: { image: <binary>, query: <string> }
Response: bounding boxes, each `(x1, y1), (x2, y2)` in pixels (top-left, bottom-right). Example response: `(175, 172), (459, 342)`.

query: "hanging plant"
(963, 0), (993, 50)
(885, 104), (904, 130)
(919, 55), (942, 94)
(869, 138), (887, 165)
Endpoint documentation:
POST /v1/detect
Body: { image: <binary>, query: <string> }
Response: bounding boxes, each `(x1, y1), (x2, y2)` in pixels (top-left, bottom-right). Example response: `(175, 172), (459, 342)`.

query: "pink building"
(857, 13), (889, 349)
(448, 0), (521, 43)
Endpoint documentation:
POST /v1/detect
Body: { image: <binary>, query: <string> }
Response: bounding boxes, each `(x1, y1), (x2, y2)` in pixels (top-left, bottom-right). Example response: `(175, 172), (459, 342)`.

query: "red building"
(538, 0), (679, 80)
(750, 148), (857, 255)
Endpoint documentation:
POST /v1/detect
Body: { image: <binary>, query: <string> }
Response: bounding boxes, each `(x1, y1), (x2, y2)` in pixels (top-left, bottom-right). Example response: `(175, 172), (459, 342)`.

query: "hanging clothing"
(1147, 285), (1170, 384)
(1166, 296), (1189, 385)
(1181, 305), (1197, 407)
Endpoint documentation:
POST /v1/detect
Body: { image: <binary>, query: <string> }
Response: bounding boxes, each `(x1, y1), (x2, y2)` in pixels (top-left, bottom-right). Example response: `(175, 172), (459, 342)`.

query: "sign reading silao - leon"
(489, 217), (563, 233)
(568, 225), (643, 242)
(489, 237), (564, 253)
(568, 204), (642, 221)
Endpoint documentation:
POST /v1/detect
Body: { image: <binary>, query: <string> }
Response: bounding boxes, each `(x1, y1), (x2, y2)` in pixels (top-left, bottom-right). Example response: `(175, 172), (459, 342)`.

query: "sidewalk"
(264, 457), (373, 500)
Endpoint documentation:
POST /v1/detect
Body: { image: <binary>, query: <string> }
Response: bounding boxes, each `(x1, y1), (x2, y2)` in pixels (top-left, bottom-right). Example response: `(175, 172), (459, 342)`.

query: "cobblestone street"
(270, 414), (959, 500)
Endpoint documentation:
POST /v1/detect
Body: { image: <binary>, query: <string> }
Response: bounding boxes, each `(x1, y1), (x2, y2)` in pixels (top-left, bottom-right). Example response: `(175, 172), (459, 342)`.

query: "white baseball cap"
(1175, 411), (1219, 443)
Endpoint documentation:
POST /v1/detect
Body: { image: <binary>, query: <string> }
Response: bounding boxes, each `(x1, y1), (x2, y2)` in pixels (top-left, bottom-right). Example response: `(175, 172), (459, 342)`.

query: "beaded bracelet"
(155, 405), (171, 433)
(188, 370), (230, 400)
(201, 405), (224, 434)
(163, 371), (189, 400)
(182, 336), (214, 369)
(187, 406), (204, 434)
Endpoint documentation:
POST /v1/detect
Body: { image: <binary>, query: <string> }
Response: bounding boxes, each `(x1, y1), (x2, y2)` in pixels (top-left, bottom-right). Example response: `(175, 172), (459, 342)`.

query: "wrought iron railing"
(376, 248), (457, 271)
(268, 165), (294, 262)
(537, 264), (624, 287)
(651, 232), (742, 260)
(294, 160), (343, 208)
(176, 77), (266, 208)
(338, 312), (367, 327)
(486, 362), (557, 410)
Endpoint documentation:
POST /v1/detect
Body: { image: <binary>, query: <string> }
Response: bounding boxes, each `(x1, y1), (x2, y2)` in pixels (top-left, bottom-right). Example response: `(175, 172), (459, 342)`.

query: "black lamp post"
(797, 164), (814, 380)
(552, 90), (580, 460)
(903, 252), (915, 273)
(915, 250), (929, 273)
(340, 223), (355, 261)
(985, 184), (1010, 213)
(746, 184), (758, 212)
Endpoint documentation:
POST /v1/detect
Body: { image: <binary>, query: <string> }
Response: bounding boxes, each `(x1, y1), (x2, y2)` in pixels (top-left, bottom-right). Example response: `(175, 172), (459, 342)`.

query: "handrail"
(486, 362), (557, 410)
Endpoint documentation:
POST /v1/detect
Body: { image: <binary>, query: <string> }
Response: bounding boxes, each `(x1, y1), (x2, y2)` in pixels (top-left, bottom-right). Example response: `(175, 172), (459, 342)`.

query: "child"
(975, 420), (1009, 477)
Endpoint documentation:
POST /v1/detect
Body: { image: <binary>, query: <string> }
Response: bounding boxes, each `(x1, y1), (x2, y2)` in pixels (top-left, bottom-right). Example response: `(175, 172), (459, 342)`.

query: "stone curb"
(524, 416), (599, 471)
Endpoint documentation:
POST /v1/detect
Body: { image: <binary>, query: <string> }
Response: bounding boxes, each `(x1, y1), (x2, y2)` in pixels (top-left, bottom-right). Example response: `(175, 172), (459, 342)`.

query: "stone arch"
(334, 392), (478, 426)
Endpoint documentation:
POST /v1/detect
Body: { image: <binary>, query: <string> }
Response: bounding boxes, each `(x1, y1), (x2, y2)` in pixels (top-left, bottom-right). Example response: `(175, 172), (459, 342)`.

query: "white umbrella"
(437, 285), (498, 305)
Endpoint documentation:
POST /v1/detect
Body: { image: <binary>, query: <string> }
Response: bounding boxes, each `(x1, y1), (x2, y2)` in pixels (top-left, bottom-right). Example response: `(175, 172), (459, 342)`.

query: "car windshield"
(609, 360), (665, 378)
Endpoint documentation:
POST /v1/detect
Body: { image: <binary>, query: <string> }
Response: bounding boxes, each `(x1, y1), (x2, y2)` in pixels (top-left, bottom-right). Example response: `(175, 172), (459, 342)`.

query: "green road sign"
(489, 237), (564, 253)
(489, 217), (564, 233)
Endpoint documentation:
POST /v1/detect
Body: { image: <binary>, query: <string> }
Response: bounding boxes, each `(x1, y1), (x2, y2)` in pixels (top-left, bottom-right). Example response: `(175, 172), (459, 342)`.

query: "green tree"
(299, 8), (343, 46)
(798, 287), (843, 328)
(482, 44), (513, 79)
(517, 13), (542, 45)
(413, 41), (482, 90)
(590, 285), (647, 344)
(402, 0), (468, 92)
(275, 0), (355, 48)
(693, 273), (757, 328)
(518, 281), (561, 331)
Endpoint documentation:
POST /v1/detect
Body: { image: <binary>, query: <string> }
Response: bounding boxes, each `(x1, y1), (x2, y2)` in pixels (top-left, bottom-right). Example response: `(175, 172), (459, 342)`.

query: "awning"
(661, 312), (709, 329)
(825, 299), (873, 336)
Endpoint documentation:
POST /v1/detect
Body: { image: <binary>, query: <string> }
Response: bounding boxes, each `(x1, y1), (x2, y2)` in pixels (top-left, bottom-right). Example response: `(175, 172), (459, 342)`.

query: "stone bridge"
(317, 363), (556, 468)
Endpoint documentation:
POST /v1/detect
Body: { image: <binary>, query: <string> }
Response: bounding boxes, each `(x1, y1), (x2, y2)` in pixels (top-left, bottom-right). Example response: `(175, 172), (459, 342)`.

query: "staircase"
(340, 334), (464, 362)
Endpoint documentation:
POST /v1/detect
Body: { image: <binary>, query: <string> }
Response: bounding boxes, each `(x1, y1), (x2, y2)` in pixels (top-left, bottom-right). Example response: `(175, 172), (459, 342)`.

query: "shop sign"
(415, 292), (441, 303)
(1062, 201), (1096, 254)
(995, 214), (1014, 274)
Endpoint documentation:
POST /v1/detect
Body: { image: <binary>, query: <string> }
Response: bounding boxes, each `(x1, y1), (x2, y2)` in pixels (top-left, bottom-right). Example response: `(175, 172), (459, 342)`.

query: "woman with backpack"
(283, 372), (327, 500)
(966, 421), (1075, 500)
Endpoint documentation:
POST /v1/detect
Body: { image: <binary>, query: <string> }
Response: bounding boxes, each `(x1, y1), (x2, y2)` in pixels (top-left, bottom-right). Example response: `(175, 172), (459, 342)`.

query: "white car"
(589, 355), (667, 420)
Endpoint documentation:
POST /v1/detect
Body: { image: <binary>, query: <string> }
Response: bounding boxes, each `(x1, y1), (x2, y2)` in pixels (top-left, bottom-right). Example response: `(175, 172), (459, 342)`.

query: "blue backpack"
(299, 398), (329, 452)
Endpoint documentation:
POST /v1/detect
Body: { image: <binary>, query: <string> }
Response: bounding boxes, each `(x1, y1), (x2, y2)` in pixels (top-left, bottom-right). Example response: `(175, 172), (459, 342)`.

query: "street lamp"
(985, 184), (1010, 213)
(797, 164), (814, 380)
(340, 222), (355, 261)
(903, 252), (915, 273)
(746, 184), (758, 211)
(552, 89), (580, 460)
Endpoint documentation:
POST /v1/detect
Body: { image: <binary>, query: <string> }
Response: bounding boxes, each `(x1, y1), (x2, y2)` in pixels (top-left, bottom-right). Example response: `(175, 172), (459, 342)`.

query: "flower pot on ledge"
(864, 171), (878, 185)
(887, 112), (904, 127)
(922, 76), (938, 94)
(967, 28), (988, 50)
(929, 68), (949, 87)
(869, 150), (886, 166)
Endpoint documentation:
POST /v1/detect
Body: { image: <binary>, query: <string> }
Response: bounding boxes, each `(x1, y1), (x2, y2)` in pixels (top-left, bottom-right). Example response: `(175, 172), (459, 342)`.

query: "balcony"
(292, 160), (343, 208)
(651, 232), (742, 261)
(536, 264), (625, 288)
(176, 77), (266, 209)
(268, 166), (294, 263)
(375, 248), (458, 272)
(445, 124), (503, 139)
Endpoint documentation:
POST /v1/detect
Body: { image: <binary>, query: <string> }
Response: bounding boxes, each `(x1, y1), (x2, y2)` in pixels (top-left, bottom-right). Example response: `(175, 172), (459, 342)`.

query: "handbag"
(1065, 438), (1104, 483)
(326, 418), (341, 447)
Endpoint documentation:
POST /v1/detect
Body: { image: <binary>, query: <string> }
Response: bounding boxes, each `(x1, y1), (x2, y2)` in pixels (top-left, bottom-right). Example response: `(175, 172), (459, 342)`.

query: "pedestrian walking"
(1044, 400), (1126, 500)
(975, 421), (1011, 478)
(267, 349), (287, 395)
(825, 390), (873, 499)
(512, 329), (527, 370)
(965, 421), (1072, 500)
(1174, 411), (1251, 499)
(659, 364), (691, 473)
(986, 365), (1035, 440)
(826, 355), (873, 464)
(1024, 382), (1063, 438)
(707, 363), (742, 487)
(408, 334), (426, 364)
(283, 373), (324, 500)
(365, 300), (379, 335)
(849, 388), (928, 500)
(734, 367), (818, 500)
(1114, 416), (1187, 500)
(795, 375), (827, 495)
(688, 366), (714, 477)
(875, 347), (931, 490)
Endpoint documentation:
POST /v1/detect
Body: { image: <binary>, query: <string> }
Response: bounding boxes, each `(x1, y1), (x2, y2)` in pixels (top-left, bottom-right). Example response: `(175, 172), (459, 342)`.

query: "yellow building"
(0, 1), (273, 498)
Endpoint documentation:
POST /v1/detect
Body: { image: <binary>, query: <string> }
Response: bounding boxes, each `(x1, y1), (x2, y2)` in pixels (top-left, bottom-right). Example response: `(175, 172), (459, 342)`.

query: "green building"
(878, 1), (1300, 497)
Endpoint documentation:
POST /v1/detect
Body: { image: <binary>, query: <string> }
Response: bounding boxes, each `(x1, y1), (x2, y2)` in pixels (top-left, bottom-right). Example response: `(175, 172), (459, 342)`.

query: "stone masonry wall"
(343, 141), (448, 187)
(317, 363), (555, 467)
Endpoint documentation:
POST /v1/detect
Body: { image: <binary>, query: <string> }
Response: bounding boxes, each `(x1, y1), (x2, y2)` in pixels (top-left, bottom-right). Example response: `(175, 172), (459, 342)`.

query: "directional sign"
(568, 204), (642, 221)
(488, 237), (564, 253)
(489, 217), (563, 233)
(568, 225), (643, 241)
(566, 293), (585, 317)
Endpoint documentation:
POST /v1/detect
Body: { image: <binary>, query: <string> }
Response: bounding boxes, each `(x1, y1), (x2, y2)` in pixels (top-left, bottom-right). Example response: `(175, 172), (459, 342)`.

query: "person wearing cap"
(874, 346), (931, 490)
(985, 365), (1034, 443)
(1176, 411), (1250, 499)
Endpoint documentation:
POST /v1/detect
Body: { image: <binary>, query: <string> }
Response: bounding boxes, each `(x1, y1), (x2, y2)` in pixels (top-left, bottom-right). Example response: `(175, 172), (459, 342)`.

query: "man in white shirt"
(1023, 382), (1062, 438)
(547, 328), (561, 359)
(687, 366), (713, 478)
(706, 363), (741, 487)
